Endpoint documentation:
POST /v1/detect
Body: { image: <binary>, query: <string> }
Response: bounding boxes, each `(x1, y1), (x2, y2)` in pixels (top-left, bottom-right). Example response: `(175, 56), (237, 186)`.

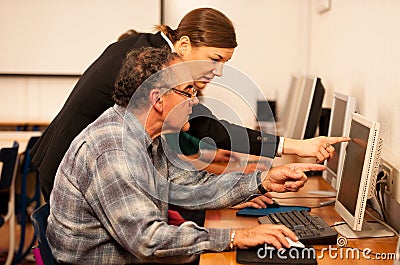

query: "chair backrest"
(21, 136), (40, 173)
(30, 203), (57, 265)
(0, 141), (19, 189)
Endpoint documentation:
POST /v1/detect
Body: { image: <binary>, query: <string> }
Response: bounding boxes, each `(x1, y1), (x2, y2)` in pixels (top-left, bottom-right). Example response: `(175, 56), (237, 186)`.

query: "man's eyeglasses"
(171, 86), (197, 99)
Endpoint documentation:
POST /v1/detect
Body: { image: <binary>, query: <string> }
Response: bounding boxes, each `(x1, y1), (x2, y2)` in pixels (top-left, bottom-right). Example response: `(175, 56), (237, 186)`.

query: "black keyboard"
(258, 210), (337, 245)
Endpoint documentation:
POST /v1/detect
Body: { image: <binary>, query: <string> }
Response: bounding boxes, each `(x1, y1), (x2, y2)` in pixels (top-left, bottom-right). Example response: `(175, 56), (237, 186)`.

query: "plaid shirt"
(48, 105), (261, 264)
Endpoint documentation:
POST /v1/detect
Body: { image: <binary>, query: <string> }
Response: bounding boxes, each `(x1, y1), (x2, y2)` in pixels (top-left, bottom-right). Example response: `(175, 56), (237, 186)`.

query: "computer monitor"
(322, 92), (357, 190)
(278, 75), (303, 136)
(290, 76), (325, 139)
(334, 113), (394, 238)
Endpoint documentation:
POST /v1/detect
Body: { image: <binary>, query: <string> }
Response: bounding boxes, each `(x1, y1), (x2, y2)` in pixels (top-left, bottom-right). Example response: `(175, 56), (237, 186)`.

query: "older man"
(48, 46), (325, 264)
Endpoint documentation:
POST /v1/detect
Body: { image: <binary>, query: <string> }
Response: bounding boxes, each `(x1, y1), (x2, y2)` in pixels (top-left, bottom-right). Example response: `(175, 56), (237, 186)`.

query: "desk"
(0, 121), (49, 131)
(0, 131), (42, 153)
(0, 131), (41, 173)
(200, 176), (398, 265)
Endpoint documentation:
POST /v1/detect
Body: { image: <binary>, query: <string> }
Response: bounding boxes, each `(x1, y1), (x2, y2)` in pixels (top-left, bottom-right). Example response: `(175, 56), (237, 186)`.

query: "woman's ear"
(176, 36), (192, 56)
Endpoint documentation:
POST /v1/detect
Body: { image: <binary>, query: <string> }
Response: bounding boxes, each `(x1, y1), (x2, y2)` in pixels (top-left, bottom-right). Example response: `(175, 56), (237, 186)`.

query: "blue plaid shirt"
(48, 105), (260, 264)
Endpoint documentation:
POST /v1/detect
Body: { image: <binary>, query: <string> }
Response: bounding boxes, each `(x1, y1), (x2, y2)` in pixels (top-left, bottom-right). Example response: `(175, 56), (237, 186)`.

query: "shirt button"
(257, 136), (262, 141)
(263, 137), (268, 141)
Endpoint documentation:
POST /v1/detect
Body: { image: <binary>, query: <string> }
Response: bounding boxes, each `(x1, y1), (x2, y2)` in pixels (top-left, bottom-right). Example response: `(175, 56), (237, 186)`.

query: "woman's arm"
(188, 104), (279, 158)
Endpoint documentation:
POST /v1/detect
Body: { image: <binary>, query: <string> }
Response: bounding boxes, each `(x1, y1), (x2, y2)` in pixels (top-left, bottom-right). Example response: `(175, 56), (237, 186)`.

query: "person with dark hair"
(47, 46), (325, 264)
(117, 28), (139, 41)
(31, 7), (348, 203)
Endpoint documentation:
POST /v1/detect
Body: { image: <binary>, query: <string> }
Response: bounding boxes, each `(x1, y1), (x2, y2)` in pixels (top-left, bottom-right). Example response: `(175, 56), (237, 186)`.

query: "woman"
(31, 7), (347, 203)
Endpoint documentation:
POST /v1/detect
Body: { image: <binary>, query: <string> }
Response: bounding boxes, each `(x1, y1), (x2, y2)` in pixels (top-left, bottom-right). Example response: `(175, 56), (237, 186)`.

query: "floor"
(0, 215), (37, 264)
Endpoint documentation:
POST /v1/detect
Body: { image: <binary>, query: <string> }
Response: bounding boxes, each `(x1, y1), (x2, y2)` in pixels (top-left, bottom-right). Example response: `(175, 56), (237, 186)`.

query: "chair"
(14, 136), (42, 263)
(30, 203), (58, 265)
(0, 141), (19, 265)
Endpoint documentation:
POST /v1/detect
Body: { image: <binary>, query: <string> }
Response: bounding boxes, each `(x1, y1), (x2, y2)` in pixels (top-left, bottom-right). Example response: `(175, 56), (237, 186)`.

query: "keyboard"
(258, 210), (338, 245)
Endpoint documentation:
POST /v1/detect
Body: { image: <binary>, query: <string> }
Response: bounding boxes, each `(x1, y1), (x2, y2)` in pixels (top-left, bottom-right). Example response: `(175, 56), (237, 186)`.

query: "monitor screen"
(337, 120), (369, 215)
(335, 113), (382, 232)
(326, 98), (347, 174)
(323, 92), (357, 190)
(290, 76), (325, 140)
(303, 77), (325, 139)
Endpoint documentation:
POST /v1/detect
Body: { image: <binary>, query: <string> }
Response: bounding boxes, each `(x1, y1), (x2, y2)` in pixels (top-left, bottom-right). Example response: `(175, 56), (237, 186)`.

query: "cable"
(366, 211), (399, 237)
(271, 195), (336, 208)
(330, 222), (346, 228)
(367, 204), (383, 219)
(319, 199), (335, 206)
(379, 178), (389, 222)
(272, 195), (336, 199)
(374, 171), (389, 221)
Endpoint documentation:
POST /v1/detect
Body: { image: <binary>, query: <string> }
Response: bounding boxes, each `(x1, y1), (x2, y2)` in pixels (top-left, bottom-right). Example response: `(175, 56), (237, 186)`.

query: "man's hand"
(233, 224), (298, 249)
(231, 194), (274, 209)
(261, 163), (326, 193)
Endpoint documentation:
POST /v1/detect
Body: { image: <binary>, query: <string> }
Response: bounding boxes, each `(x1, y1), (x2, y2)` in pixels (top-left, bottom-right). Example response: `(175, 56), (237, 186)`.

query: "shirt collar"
(113, 104), (153, 148)
(160, 31), (176, 52)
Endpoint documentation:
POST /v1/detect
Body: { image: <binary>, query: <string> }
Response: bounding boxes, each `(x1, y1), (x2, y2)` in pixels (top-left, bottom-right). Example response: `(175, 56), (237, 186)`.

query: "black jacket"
(31, 32), (278, 201)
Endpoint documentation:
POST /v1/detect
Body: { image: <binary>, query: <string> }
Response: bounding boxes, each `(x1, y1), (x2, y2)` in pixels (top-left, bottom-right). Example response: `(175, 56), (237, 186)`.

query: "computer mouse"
(285, 237), (305, 248)
(267, 199), (280, 208)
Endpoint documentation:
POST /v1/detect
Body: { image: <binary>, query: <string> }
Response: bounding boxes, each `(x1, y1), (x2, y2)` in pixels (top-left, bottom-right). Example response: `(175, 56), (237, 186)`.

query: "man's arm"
(164, 142), (260, 209)
(92, 149), (230, 263)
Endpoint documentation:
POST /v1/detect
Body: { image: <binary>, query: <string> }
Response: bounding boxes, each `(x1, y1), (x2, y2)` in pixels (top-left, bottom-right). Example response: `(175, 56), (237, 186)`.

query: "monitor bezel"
(290, 76), (315, 139)
(278, 75), (303, 137)
(322, 92), (357, 190)
(334, 113), (381, 231)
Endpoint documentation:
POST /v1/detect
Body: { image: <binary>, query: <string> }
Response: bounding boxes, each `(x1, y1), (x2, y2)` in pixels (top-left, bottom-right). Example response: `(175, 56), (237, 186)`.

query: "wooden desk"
(0, 121), (49, 131)
(0, 131), (42, 153)
(200, 176), (398, 265)
(0, 131), (42, 177)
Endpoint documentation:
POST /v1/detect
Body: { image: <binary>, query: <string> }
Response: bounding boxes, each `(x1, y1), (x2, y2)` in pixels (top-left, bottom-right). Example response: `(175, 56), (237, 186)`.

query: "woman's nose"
(212, 63), (223, 77)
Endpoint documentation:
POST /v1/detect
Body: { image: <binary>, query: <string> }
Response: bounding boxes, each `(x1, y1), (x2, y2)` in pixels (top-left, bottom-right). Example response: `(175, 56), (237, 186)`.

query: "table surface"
(0, 131), (42, 174)
(200, 175), (399, 265)
(0, 131), (42, 153)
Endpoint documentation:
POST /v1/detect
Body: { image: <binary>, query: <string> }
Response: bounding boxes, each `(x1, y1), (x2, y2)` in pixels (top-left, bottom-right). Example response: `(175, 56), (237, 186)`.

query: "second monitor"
(322, 92), (357, 191)
(281, 76), (325, 140)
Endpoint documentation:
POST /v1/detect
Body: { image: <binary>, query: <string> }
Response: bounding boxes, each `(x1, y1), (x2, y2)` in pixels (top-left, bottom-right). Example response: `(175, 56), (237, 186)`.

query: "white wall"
(0, 76), (78, 122)
(163, 0), (309, 127)
(309, 0), (400, 170)
(0, 0), (161, 123)
(0, 0), (160, 75)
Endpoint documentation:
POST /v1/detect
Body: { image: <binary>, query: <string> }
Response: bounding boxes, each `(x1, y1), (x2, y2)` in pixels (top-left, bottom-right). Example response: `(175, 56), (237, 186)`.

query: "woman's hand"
(283, 136), (350, 163)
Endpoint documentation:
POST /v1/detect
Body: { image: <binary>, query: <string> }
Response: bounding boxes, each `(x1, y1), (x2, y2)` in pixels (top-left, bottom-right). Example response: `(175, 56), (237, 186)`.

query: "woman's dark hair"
(156, 8), (237, 48)
(117, 29), (139, 42)
(113, 46), (179, 107)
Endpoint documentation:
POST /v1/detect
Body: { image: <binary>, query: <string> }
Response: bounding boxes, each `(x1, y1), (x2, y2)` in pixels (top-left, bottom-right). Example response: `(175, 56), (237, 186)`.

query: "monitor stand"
(334, 221), (395, 239)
